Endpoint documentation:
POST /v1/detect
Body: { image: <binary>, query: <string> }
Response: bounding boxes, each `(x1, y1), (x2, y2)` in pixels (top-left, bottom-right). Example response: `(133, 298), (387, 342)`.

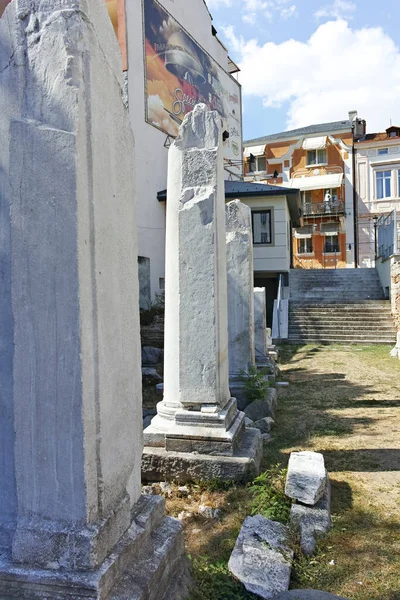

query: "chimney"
(348, 110), (358, 122)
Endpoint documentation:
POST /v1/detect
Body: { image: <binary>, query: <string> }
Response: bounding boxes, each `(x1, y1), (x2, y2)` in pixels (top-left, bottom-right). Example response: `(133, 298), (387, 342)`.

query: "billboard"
(143, 0), (242, 178)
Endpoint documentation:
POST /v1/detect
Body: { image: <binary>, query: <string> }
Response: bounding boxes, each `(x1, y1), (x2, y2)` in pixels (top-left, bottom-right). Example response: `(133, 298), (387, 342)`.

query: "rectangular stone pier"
(0, 1), (187, 598)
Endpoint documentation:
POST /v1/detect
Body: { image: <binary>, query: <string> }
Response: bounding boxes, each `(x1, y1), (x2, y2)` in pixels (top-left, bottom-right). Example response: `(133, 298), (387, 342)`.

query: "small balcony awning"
(294, 226), (313, 239)
(302, 136), (327, 150)
(288, 173), (343, 191)
(321, 223), (339, 236)
(243, 144), (266, 158)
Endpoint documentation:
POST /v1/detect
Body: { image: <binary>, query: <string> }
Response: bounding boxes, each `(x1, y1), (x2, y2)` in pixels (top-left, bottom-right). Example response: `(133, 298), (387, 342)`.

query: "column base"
(142, 427), (263, 484)
(0, 496), (190, 600)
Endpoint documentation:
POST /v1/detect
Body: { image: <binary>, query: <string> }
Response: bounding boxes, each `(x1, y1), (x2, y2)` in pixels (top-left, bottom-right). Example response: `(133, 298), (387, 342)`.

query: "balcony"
(302, 200), (345, 217)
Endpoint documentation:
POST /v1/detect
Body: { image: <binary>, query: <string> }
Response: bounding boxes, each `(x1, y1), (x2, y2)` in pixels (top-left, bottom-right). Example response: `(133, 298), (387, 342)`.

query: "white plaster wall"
(344, 149), (355, 267)
(236, 196), (291, 273)
(125, 0), (233, 300)
(356, 143), (400, 266)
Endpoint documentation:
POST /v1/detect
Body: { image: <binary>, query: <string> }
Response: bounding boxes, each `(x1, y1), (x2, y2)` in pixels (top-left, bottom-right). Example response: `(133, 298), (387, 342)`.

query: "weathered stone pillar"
(254, 288), (268, 362)
(0, 1), (186, 598)
(143, 105), (262, 482)
(226, 200), (255, 408)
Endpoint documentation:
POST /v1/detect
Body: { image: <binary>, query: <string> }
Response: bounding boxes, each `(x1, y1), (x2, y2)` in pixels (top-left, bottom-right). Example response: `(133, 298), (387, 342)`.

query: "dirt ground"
(268, 344), (400, 600)
(162, 344), (400, 600)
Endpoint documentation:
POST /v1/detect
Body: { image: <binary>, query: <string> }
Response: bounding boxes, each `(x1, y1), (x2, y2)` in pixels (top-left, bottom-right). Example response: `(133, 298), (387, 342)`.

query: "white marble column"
(254, 288), (268, 365)
(143, 106), (262, 481)
(226, 200), (255, 406)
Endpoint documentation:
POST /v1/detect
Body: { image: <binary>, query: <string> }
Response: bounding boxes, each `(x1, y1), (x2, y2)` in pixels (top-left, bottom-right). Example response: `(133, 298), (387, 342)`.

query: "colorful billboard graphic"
(143, 0), (242, 178)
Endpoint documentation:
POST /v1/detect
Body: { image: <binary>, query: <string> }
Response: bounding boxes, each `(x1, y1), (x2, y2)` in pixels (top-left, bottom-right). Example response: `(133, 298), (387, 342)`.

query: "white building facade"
(356, 126), (400, 267)
(123, 0), (242, 305)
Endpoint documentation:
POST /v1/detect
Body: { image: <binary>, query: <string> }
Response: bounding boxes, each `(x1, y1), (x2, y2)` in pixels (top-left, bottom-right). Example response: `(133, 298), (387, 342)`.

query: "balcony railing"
(302, 200), (345, 217)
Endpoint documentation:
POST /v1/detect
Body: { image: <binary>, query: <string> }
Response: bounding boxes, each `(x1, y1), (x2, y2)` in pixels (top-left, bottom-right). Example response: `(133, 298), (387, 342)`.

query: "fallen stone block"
(290, 475), (331, 555)
(244, 388), (277, 421)
(285, 452), (326, 506)
(142, 367), (162, 383)
(142, 346), (164, 365)
(228, 515), (293, 599)
(253, 416), (275, 434)
(274, 591), (350, 600)
(245, 417), (255, 427)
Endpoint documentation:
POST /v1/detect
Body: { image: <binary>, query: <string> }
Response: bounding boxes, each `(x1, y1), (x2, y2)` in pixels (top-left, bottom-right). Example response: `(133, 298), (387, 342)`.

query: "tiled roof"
(357, 130), (400, 143)
(225, 180), (298, 196)
(157, 180), (298, 202)
(244, 120), (353, 146)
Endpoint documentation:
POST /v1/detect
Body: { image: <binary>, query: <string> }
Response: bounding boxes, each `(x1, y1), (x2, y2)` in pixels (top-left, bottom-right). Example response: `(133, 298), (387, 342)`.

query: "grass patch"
(249, 465), (292, 523)
(188, 558), (257, 600)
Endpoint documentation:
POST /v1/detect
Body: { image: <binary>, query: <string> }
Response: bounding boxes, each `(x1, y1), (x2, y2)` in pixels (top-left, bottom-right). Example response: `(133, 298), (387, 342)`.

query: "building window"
(376, 170), (391, 199)
(249, 155), (266, 172)
(307, 148), (327, 166)
(298, 237), (313, 254)
(324, 235), (340, 253)
(378, 148), (389, 155)
(252, 210), (272, 245)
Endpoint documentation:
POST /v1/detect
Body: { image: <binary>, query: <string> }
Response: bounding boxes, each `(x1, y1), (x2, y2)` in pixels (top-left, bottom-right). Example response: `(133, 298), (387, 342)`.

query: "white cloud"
(229, 19), (400, 132)
(239, 0), (296, 25)
(314, 0), (356, 20)
(280, 4), (297, 19)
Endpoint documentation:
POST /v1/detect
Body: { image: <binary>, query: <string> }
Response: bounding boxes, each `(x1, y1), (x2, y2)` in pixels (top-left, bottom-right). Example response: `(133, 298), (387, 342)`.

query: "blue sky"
(206, 0), (400, 141)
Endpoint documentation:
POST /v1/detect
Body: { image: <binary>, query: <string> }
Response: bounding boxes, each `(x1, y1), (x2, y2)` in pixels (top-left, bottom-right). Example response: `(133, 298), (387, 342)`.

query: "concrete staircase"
(288, 269), (397, 345)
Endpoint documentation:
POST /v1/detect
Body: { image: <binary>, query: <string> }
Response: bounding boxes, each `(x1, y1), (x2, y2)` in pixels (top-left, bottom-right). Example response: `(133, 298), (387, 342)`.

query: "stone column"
(226, 200), (255, 408)
(254, 288), (269, 366)
(143, 105), (262, 482)
(0, 1), (186, 598)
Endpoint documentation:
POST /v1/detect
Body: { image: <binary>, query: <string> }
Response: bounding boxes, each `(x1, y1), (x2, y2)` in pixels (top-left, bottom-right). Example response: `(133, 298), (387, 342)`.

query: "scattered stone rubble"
(285, 452), (327, 506)
(228, 515), (293, 599)
(290, 476), (331, 556)
(229, 451), (332, 598)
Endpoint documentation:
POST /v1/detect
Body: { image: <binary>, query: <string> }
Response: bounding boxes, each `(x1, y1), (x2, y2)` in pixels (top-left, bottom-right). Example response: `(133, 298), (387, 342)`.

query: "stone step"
(288, 335), (396, 343)
(287, 338), (396, 345)
(289, 313), (392, 318)
(110, 512), (188, 600)
(289, 325), (396, 332)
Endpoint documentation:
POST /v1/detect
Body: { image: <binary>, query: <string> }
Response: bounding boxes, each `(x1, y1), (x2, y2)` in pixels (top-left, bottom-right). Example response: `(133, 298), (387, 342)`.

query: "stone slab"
(274, 591), (350, 600)
(228, 515), (293, 599)
(290, 475), (331, 555)
(253, 417), (275, 434)
(0, 497), (189, 600)
(142, 428), (262, 484)
(142, 347), (164, 366)
(285, 452), (327, 506)
(244, 388), (277, 421)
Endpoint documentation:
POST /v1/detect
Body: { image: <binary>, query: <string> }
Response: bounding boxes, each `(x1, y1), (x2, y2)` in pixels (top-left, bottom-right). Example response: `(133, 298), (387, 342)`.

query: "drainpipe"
(352, 125), (359, 268)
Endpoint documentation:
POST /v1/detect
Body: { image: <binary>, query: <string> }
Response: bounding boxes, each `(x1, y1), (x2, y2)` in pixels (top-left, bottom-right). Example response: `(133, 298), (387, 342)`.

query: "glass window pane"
(376, 173), (383, 199)
(385, 176), (391, 197)
(318, 149), (327, 163)
(252, 212), (271, 244)
(307, 150), (316, 165)
(257, 156), (266, 171)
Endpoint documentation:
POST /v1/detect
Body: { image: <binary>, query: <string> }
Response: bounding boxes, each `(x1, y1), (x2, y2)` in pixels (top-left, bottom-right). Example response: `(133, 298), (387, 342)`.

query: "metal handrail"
(276, 274), (284, 338)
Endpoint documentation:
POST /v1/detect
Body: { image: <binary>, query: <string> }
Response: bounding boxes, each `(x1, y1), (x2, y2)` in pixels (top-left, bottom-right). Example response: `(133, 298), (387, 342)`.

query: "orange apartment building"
(244, 112), (366, 269)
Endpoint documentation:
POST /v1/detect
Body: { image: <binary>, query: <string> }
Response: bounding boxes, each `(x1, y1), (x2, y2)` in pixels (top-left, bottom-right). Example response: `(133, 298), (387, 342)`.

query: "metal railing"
(378, 209), (399, 260)
(302, 200), (345, 217)
(276, 274), (284, 339)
